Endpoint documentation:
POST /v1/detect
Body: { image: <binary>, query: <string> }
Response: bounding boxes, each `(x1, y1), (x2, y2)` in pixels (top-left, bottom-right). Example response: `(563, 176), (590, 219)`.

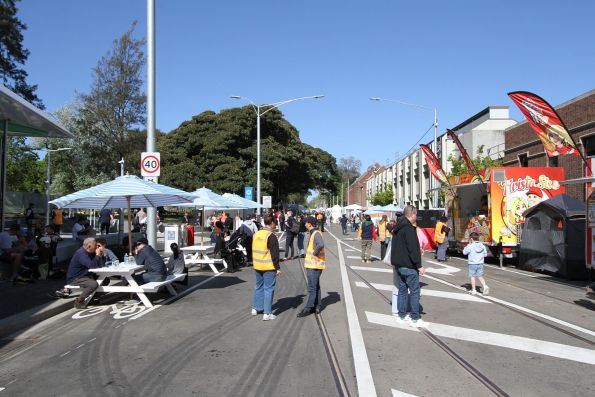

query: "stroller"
(220, 227), (250, 273)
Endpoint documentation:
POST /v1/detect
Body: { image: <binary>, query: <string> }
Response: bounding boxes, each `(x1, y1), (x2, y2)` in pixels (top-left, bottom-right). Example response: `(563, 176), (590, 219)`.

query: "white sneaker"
(482, 285), (490, 296)
(409, 318), (429, 328)
(262, 313), (276, 321)
(469, 289), (477, 295)
(251, 308), (257, 316)
(393, 313), (411, 324)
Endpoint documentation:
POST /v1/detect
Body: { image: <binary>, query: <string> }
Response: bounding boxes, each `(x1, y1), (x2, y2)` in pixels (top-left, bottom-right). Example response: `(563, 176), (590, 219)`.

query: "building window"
(548, 156), (559, 167)
(582, 135), (595, 157)
(518, 153), (528, 167)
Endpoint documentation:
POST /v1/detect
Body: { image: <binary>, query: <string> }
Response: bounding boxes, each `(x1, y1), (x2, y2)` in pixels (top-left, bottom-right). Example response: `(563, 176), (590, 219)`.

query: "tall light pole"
(370, 97), (438, 207)
(45, 146), (73, 225)
(146, 0), (157, 247)
(230, 95), (324, 207)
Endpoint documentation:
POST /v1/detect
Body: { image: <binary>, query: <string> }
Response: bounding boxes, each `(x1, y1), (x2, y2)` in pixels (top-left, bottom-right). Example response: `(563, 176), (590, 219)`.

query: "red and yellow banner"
(420, 144), (448, 185)
(508, 91), (580, 158)
(446, 129), (475, 171)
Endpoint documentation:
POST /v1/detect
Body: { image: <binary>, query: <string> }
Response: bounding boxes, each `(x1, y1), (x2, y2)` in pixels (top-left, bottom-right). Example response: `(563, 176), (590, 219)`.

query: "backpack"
(289, 219), (300, 234)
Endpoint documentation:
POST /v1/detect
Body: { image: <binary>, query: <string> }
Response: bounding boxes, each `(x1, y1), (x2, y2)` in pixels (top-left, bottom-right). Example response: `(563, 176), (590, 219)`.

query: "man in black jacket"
(391, 205), (428, 328)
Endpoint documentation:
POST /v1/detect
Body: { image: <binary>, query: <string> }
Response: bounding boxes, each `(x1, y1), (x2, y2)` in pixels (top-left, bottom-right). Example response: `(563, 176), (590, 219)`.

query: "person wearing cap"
(134, 237), (167, 283)
(297, 216), (325, 317)
(251, 215), (280, 321)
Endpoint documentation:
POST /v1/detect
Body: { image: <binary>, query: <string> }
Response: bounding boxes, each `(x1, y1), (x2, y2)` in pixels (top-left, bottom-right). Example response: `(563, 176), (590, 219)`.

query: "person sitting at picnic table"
(167, 242), (187, 285)
(134, 237), (167, 283)
(72, 216), (94, 239)
(95, 237), (119, 263)
(66, 237), (106, 309)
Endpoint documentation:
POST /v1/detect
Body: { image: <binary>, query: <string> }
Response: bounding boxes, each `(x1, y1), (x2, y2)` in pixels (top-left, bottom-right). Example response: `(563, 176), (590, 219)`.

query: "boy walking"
(463, 232), (489, 295)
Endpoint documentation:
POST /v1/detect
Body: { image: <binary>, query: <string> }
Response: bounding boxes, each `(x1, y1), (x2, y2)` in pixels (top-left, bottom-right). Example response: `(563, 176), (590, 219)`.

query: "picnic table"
(67, 264), (184, 308)
(180, 245), (228, 274)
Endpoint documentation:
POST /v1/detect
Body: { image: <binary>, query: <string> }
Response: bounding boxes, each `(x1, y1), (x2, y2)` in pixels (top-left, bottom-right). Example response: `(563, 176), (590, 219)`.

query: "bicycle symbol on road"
(72, 302), (147, 320)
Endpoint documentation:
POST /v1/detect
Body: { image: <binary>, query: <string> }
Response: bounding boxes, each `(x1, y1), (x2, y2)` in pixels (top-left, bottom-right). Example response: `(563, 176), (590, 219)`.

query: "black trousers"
(71, 276), (98, 301)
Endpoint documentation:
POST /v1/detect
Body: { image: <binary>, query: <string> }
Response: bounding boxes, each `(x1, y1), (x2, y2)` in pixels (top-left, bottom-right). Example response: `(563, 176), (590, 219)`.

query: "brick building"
(347, 164), (384, 208)
(503, 89), (595, 200)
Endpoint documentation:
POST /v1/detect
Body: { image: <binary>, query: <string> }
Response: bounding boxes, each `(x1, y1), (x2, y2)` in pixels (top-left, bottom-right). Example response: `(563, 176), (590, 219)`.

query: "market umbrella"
(381, 204), (404, 213)
(364, 205), (385, 215)
(49, 175), (196, 254)
(178, 187), (248, 245)
(344, 204), (362, 210)
(222, 193), (264, 209)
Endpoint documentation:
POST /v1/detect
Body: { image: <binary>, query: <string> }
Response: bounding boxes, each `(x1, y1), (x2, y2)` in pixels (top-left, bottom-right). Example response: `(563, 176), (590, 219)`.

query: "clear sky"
(17, 0), (595, 172)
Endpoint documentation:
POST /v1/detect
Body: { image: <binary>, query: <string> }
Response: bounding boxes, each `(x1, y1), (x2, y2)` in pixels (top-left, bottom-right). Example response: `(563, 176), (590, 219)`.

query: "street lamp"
(230, 95), (324, 207)
(370, 97), (438, 207)
(45, 146), (73, 225)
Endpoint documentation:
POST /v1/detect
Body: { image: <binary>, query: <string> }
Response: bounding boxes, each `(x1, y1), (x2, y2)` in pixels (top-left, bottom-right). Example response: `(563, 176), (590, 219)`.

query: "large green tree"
(447, 145), (502, 177)
(159, 106), (340, 202)
(75, 22), (146, 181)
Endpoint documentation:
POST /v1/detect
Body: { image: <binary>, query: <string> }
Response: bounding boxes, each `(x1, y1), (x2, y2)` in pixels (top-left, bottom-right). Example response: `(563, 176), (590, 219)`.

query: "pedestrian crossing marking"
(354, 282), (490, 303)
(392, 389), (418, 397)
(366, 311), (595, 366)
(347, 255), (362, 259)
(351, 266), (392, 273)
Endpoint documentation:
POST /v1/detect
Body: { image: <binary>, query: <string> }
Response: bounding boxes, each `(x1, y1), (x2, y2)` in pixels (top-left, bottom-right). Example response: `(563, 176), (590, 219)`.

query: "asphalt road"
(0, 223), (594, 396)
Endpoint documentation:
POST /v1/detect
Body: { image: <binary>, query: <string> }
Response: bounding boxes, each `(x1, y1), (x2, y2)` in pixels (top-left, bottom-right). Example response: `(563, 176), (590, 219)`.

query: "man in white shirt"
(72, 217), (86, 239)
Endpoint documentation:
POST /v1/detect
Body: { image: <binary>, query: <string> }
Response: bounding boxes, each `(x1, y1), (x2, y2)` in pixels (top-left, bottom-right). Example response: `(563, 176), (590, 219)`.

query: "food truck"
(447, 167), (565, 258)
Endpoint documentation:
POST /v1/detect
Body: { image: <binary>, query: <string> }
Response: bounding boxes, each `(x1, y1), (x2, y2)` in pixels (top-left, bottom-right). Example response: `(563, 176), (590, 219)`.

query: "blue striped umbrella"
(178, 187), (243, 209)
(49, 175), (196, 253)
(49, 175), (196, 209)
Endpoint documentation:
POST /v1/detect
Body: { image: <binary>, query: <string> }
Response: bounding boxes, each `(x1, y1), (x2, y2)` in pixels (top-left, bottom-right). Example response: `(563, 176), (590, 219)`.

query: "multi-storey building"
(350, 106), (517, 209)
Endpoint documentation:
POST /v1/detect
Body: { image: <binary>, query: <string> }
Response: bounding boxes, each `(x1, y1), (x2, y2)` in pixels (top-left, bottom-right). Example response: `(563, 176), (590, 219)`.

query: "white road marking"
(442, 255), (540, 278)
(366, 311), (595, 365)
(354, 281), (490, 303)
(345, 249), (356, 252)
(0, 387), (5, 391)
(347, 255), (362, 259)
(423, 274), (595, 338)
(351, 266), (392, 273)
(75, 344), (85, 349)
(424, 260), (461, 276)
(336, 237), (378, 396)
(392, 389), (419, 397)
(87, 338), (96, 343)
(59, 351), (71, 357)
(128, 272), (223, 320)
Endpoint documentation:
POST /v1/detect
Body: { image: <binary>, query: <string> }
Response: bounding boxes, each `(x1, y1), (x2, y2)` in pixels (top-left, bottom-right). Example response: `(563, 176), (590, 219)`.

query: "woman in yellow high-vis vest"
(377, 215), (390, 260)
(297, 216), (326, 317)
(251, 215), (280, 321)
(434, 216), (449, 262)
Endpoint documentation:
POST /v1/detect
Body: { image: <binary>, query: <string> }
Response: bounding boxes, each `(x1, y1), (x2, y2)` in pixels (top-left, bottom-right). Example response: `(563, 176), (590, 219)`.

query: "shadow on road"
(273, 294), (305, 315)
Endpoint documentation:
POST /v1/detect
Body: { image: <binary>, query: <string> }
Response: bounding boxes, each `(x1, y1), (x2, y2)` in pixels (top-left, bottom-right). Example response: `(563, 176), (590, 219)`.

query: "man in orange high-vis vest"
(251, 215), (280, 321)
(434, 216), (449, 262)
(297, 216), (325, 317)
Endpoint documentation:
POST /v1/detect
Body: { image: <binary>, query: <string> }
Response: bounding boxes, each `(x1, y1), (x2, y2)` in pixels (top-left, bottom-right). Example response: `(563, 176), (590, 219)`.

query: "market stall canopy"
(344, 204), (362, 210)
(364, 205), (385, 215)
(0, 85), (73, 138)
(381, 204), (403, 213)
(222, 193), (263, 209)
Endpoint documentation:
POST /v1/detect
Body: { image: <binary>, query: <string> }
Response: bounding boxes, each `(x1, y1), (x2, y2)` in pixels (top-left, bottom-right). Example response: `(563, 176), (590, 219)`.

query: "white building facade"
(372, 106), (517, 209)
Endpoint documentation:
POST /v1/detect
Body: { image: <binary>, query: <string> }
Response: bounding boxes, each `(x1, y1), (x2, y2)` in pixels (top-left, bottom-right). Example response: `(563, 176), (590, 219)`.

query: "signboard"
(244, 186), (253, 201)
(144, 176), (158, 183)
(141, 152), (160, 177)
(262, 196), (272, 208)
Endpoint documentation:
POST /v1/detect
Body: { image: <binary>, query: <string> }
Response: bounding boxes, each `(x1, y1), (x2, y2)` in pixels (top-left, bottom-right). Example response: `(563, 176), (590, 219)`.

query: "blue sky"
(18, 0), (595, 171)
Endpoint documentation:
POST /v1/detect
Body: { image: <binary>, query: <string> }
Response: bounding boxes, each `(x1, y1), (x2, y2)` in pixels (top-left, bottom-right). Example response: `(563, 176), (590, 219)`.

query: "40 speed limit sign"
(141, 152), (160, 177)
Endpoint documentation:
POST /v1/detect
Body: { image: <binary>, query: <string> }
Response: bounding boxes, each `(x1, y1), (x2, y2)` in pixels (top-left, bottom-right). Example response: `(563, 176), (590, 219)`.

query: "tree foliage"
(75, 22), (146, 180)
(447, 145), (503, 177)
(371, 189), (394, 206)
(0, 0), (43, 107)
(337, 156), (361, 182)
(159, 106), (340, 203)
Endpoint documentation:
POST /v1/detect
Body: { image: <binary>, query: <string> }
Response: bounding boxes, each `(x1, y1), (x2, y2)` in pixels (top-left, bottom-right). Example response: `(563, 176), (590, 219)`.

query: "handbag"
(383, 243), (392, 265)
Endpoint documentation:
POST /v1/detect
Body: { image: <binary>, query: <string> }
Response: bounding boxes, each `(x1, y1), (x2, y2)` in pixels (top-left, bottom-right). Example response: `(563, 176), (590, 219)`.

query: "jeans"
(341, 223), (347, 234)
(395, 267), (421, 320)
(143, 273), (165, 283)
(305, 268), (322, 310)
(285, 232), (295, 258)
(100, 222), (110, 234)
(436, 241), (448, 261)
(297, 232), (305, 256)
(361, 240), (372, 260)
(253, 270), (277, 314)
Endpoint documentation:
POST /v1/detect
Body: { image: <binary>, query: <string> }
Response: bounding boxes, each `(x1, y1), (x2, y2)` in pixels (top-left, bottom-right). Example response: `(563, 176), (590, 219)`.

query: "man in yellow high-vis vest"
(251, 215), (280, 321)
(297, 216), (325, 317)
(434, 216), (449, 262)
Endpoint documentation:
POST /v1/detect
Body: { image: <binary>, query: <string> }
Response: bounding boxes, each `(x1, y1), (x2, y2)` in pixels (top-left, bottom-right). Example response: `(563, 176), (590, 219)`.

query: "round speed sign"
(141, 152), (160, 176)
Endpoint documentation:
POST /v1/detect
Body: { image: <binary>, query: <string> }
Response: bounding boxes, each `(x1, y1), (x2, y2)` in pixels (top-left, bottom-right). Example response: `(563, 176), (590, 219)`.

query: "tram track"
(323, 243), (511, 397)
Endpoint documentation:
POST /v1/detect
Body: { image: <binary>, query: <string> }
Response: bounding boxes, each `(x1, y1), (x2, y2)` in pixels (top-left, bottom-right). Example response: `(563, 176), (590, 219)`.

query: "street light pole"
(370, 97), (438, 207)
(45, 146), (73, 225)
(230, 95), (324, 208)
